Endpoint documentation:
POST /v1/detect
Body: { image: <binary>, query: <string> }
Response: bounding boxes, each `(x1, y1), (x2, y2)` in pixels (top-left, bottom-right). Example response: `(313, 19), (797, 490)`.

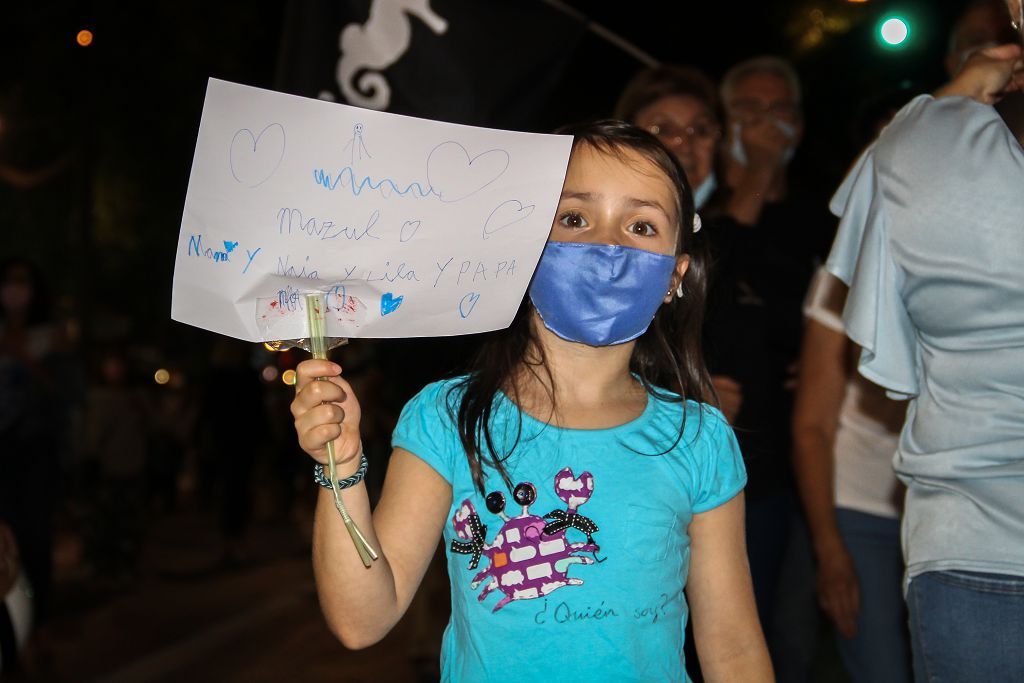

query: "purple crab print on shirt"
(450, 467), (600, 612)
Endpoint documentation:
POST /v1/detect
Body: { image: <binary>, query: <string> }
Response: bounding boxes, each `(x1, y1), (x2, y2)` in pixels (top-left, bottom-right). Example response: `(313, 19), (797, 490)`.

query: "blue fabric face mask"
(528, 241), (678, 346)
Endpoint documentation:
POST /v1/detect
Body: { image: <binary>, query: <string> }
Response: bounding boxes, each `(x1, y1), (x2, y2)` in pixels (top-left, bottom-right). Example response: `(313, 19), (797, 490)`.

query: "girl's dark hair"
(452, 120), (714, 494)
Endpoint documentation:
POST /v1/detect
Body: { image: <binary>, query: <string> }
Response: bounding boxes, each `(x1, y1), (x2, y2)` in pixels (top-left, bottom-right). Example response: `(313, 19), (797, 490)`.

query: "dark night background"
(0, 1), (984, 679)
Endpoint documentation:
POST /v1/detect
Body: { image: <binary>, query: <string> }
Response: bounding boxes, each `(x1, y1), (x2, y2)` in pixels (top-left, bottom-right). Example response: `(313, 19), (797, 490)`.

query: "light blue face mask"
(692, 172), (717, 209)
(729, 120), (797, 167)
(528, 241), (677, 347)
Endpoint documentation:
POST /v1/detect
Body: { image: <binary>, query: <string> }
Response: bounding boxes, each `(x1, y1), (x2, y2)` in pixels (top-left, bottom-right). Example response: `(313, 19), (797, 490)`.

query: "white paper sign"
(171, 78), (572, 342)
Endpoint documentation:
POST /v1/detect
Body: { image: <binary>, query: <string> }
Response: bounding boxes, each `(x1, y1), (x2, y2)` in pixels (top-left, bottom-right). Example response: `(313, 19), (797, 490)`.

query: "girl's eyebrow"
(560, 190), (670, 216)
(624, 197), (670, 215)
(560, 190), (596, 201)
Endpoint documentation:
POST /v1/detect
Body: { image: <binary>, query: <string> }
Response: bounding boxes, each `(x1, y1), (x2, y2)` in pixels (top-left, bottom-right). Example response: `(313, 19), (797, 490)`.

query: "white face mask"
(692, 171), (717, 209)
(729, 119), (797, 167)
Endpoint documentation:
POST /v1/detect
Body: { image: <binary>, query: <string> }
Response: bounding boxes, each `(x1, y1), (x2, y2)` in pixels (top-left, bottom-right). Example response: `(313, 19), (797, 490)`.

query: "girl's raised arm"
(686, 493), (774, 682)
(292, 359), (452, 648)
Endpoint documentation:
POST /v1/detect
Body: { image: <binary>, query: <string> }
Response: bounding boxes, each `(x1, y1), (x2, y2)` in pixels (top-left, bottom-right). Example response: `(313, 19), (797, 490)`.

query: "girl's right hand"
(291, 359), (363, 467)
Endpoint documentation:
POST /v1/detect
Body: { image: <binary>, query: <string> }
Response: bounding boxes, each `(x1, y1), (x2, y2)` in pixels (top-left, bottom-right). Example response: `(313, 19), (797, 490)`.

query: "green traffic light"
(879, 17), (910, 46)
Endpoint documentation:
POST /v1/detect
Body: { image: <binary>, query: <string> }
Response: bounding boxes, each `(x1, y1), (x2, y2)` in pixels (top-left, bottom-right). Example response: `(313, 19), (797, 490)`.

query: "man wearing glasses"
(702, 55), (832, 681)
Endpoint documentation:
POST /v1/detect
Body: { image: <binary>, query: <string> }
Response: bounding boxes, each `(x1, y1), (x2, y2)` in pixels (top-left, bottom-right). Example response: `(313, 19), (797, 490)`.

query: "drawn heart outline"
(458, 292), (480, 319)
(229, 123), (286, 188)
(426, 141), (510, 203)
(482, 200), (535, 239)
(400, 220), (422, 243)
(380, 292), (404, 316)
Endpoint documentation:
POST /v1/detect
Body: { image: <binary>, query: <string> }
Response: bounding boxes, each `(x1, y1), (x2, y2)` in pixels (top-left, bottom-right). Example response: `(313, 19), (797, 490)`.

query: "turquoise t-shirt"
(392, 378), (746, 683)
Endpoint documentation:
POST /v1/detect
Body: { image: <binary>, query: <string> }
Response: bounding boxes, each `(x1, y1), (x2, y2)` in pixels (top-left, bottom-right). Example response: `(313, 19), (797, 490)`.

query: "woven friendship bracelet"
(313, 451), (368, 490)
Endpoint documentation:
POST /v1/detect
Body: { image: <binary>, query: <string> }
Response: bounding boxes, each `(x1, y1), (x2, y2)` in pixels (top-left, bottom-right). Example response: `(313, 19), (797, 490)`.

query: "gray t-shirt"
(827, 94), (1024, 583)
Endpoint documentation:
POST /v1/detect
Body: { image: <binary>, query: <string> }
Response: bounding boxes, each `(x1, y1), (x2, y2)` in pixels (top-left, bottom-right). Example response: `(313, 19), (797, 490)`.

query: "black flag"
(275, 0), (586, 130)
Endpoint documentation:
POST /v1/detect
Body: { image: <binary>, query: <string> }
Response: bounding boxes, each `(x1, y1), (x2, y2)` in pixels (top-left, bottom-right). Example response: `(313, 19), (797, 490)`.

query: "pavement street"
(6, 494), (446, 683)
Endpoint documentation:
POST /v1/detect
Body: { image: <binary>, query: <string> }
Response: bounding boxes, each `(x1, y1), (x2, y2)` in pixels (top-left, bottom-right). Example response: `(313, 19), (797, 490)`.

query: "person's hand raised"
(939, 43), (1024, 104)
(291, 359), (362, 468)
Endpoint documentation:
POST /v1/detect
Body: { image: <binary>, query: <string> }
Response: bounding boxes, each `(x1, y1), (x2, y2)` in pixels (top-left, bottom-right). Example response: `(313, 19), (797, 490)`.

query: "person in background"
(792, 268), (911, 683)
(0, 259), (68, 628)
(827, 10), (1024, 673)
(199, 338), (269, 567)
(615, 65), (722, 210)
(83, 348), (150, 583)
(146, 364), (197, 515)
(705, 55), (829, 432)
(788, 6), (1013, 676)
(701, 56), (832, 681)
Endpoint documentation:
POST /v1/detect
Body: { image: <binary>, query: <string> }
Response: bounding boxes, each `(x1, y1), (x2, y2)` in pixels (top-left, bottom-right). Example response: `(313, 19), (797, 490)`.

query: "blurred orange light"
(76, 29), (93, 47)
(282, 369), (297, 386)
(154, 368), (171, 385)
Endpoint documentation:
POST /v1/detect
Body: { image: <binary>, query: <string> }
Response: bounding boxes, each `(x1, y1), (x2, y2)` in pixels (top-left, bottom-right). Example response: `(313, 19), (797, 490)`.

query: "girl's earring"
(676, 282), (685, 299)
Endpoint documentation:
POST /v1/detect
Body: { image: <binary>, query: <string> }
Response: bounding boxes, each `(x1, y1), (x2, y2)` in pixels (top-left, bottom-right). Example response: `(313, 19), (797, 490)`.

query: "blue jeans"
(908, 569), (1024, 682)
(835, 508), (912, 683)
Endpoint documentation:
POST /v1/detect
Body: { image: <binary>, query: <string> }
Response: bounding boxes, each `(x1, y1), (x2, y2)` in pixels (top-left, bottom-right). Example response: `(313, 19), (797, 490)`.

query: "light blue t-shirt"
(392, 378), (746, 683)
(827, 94), (1024, 584)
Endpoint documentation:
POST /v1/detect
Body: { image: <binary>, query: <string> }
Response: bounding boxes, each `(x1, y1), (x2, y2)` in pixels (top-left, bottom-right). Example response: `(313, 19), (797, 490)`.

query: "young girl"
(291, 121), (772, 682)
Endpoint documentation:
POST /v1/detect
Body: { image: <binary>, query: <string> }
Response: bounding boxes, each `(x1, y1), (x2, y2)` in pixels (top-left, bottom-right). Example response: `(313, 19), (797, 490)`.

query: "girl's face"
(530, 143), (691, 346)
(552, 144), (681, 257)
(634, 95), (719, 189)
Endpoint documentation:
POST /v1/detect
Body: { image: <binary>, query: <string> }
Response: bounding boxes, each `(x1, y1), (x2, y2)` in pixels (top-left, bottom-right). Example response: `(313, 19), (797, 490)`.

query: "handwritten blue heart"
(459, 292), (480, 319)
(380, 292), (404, 316)
(223, 240), (239, 253)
